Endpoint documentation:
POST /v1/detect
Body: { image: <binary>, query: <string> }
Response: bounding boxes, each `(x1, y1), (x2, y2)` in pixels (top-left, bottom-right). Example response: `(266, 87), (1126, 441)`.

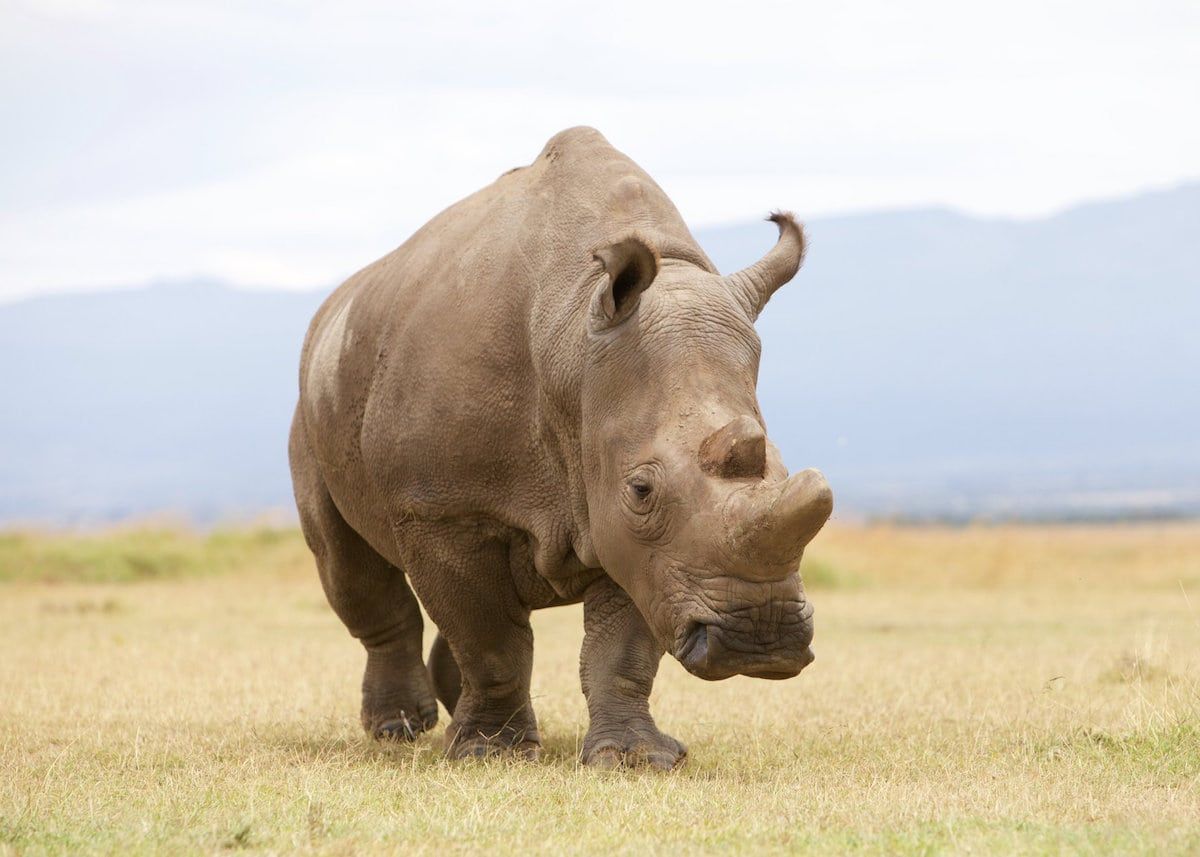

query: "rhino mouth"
(674, 609), (814, 681)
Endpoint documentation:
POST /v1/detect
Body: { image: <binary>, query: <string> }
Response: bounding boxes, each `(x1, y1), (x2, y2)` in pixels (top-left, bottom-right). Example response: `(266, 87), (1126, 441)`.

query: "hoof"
(372, 713), (432, 742)
(360, 652), (439, 742)
(582, 730), (687, 771)
(449, 736), (542, 761)
(362, 697), (438, 742)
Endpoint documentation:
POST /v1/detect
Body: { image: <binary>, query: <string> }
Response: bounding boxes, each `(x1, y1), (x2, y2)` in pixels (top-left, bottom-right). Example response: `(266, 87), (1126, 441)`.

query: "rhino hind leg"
(395, 521), (541, 761)
(354, 588), (440, 741)
(579, 577), (686, 771)
(289, 415), (438, 741)
(427, 632), (462, 715)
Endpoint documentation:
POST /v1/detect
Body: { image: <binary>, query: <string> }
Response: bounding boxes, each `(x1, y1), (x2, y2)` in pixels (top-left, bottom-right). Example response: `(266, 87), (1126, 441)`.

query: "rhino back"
(297, 127), (707, 566)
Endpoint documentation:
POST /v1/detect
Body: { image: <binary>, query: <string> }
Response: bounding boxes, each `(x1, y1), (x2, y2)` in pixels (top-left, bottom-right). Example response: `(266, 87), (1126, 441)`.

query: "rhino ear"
(589, 234), (659, 331)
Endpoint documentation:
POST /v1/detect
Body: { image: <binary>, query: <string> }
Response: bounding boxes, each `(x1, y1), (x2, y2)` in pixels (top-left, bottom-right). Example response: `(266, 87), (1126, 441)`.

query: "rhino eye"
(629, 481), (653, 501)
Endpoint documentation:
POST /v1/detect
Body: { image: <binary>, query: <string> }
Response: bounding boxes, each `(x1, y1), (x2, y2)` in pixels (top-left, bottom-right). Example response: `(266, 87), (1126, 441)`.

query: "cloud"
(2, 0), (1198, 299)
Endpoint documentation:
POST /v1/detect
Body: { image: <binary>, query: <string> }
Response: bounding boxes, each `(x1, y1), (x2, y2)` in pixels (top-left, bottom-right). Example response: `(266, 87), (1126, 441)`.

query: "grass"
(0, 526), (308, 584)
(1, 523), (1198, 854)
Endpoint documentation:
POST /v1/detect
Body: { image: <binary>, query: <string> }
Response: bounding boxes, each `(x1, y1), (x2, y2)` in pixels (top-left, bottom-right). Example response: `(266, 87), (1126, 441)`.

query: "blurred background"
(2, 0), (1197, 526)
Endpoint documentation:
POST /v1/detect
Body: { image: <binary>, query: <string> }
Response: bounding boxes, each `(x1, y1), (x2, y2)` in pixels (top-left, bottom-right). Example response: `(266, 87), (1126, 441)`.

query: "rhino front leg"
(397, 521), (541, 760)
(580, 577), (687, 770)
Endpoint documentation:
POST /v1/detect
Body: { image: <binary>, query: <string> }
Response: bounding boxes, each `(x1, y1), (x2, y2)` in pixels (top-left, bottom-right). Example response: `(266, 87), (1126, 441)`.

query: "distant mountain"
(2, 183), (1197, 524)
(706, 182), (1200, 519)
(0, 280), (324, 524)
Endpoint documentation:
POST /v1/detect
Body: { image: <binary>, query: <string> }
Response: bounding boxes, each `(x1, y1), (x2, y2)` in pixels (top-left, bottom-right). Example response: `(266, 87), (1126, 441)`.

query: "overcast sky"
(2, 0), (1198, 301)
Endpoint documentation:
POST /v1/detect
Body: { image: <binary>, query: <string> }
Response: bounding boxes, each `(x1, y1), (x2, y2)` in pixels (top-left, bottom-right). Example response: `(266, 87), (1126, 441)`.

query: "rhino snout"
(673, 599), (815, 682)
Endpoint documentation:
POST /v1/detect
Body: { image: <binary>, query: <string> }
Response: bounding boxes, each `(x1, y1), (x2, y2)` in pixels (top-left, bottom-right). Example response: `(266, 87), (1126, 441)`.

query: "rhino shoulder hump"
(536, 126), (610, 161)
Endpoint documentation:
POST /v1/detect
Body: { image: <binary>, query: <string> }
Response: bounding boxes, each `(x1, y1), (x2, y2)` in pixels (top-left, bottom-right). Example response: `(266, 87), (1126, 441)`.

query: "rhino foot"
(450, 736), (542, 761)
(360, 653), (439, 742)
(368, 710), (437, 742)
(582, 722), (687, 771)
(363, 700), (438, 742)
(445, 719), (542, 761)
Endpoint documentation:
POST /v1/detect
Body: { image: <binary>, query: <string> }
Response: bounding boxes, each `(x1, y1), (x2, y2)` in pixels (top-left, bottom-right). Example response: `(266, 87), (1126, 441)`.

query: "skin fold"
(289, 127), (832, 767)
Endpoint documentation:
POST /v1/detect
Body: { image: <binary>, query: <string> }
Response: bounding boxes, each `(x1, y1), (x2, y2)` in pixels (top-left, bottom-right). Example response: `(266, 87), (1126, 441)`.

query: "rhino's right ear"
(589, 234), (659, 331)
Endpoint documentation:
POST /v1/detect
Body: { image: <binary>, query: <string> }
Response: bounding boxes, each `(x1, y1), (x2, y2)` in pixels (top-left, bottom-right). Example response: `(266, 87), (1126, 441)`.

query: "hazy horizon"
(3, 176), (1196, 306)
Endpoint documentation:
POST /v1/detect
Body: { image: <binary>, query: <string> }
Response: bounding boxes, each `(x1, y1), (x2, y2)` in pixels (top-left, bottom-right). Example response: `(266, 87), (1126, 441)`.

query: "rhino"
(289, 127), (832, 769)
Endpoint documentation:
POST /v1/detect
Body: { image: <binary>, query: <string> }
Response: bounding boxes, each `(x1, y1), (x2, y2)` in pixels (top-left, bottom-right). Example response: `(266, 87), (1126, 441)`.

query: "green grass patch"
(800, 557), (861, 590)
(0, 526), (309, 584)
(1033, 718), (1200, 786)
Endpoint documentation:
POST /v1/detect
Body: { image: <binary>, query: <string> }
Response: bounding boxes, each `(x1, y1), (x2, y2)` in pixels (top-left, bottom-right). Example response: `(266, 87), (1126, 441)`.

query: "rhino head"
(580, 213), (831, 681)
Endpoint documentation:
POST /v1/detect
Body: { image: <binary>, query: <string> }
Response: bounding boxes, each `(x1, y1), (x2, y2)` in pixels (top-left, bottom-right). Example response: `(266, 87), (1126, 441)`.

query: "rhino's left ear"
(589, 234), (659, 331)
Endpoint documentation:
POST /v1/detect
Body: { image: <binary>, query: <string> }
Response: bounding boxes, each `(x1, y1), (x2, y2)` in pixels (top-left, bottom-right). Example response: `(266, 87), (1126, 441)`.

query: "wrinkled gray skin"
(289, 127), (833, 769)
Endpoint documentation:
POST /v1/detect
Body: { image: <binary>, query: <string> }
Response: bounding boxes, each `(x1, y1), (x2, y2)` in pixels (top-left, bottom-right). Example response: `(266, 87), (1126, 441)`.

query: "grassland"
(1, 523), (1198, 855)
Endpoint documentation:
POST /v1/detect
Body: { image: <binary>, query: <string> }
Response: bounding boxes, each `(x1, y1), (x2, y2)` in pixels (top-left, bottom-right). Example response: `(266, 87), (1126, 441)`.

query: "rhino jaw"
(676, 621), (815, 681)
(672, 592), (815, 681)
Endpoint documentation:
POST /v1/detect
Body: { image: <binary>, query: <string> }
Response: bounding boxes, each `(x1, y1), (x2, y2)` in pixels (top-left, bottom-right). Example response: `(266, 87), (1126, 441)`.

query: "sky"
(2, 0), (1198, 301)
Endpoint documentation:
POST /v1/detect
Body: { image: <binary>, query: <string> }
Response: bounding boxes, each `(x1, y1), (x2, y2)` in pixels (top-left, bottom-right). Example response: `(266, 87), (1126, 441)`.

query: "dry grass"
(1, 523), (1198, 855)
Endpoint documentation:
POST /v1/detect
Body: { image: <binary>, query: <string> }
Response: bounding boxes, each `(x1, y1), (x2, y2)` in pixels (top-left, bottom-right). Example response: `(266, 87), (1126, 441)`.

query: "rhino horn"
(699, 415), (766, 479)
(731, 468), (833, 565)
(724, 212), (806, 320)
